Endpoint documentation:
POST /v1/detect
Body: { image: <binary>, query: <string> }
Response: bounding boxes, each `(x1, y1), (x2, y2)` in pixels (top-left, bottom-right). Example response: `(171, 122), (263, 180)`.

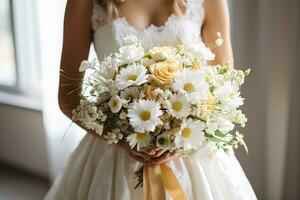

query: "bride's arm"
(58, 0), (151, 164)
(58, 0), (93, 119)
(202, 0), (233, 66)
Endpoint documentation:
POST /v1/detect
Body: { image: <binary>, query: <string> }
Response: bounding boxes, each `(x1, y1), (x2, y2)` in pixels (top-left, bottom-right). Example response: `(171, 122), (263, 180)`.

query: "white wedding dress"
(45, 0), (257, 199)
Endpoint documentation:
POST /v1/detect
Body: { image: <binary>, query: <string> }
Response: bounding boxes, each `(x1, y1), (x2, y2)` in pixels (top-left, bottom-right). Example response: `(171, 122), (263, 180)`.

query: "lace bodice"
(92, 0), (205, 60)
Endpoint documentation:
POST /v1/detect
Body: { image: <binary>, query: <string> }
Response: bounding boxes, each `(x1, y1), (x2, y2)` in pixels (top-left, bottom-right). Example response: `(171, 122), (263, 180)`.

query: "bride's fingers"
(129, 152), (150, 164)
(151, 152), (178, 165)
(148, 147), (162, 155)
(152, 149), (168, 158)
(130, 150), (152, 163)
(139, 149), (156, 156)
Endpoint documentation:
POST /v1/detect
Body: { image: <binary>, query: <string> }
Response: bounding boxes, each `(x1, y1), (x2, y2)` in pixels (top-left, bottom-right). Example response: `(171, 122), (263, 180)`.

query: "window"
(0, 0), (17, 87)
(0, 0), (41, 110)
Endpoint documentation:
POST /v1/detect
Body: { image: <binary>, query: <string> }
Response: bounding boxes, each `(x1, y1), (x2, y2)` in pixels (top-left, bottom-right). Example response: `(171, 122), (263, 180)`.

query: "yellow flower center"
(191, 60), (201, 69)
(172, 101), (182, 111)
(136, 133), (146, 141)
(112, 100), (118, 107)
(140, 111), (151, 121)
(183, 83), (194, 92)
(128, 74), (138, 81)
(182, 128), (192, 138)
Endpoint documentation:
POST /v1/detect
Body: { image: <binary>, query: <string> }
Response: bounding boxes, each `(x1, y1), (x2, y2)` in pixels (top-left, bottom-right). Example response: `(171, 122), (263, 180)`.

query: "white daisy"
(175, 118), (206, 150)
(165, 94), (191, 119)
(127, 100), (163, 132)
(126, 132), (151, 151)
(173, 69), (209, 104)
(108, 95), (123, 113)
(214, 81), (237, 101)
(120, 87), (140, 101)
(115, 63), (148, 90)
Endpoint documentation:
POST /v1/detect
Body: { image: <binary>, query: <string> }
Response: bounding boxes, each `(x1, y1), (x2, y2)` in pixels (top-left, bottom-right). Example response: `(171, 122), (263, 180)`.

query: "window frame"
(0, 0), (42, 110)
(0, 0), (19, 91)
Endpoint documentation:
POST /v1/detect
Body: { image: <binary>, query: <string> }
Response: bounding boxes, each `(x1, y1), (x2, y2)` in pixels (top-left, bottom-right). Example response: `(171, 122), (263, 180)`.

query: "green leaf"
(144, 53), (152, 59)
(215, 130), (225, 137)
(244, 68), (251, 76)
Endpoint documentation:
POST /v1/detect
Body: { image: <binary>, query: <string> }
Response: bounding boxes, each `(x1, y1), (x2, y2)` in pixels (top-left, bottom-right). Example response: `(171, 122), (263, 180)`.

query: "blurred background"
(0, 0), (299, 199)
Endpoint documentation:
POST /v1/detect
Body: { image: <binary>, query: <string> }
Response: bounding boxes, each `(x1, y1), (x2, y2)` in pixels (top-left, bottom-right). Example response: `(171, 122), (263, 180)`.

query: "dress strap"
(185, 0), (205, 26)
(91, 0), (106, 30)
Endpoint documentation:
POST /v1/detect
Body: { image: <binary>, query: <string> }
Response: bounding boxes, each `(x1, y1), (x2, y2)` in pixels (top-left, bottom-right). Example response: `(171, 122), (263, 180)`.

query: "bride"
(45, 0), (257, 199)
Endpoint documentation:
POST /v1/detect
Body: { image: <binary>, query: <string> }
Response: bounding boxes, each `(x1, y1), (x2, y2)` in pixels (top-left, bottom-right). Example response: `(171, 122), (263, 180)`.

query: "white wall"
(0, 105), (49, 177)
(231, 1), (266, 198)
(38, 0), (85, 179)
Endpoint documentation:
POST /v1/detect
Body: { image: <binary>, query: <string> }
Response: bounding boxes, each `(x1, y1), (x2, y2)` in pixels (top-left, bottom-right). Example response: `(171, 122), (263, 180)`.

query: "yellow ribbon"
(143, 164), (187, 200)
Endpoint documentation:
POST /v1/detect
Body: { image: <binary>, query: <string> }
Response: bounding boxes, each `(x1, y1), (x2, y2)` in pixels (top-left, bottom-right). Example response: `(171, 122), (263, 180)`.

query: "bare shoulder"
(203, 0), (230, 23)
(201, 0), (233, 65)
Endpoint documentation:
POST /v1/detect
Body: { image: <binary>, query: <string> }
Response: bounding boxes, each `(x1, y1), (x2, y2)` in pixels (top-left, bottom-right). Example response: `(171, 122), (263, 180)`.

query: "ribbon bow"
(143, 163), (187, 200)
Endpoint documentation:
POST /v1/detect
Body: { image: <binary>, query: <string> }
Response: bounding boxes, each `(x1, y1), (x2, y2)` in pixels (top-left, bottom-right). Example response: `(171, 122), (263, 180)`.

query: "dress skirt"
(45, 133), (257, 200)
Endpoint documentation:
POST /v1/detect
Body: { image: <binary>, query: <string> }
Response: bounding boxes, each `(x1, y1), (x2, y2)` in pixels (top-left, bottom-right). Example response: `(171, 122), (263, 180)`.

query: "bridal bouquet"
(73, 34), (249, 170)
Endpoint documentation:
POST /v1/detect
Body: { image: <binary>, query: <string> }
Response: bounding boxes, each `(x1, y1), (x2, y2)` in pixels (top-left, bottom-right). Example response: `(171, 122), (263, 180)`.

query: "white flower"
(104, 128), (123, 144)
(201, 47), (215, 61)
(215, 32), (224, 47)
(127, 100), (163, 132)
(188, 42), (215, 61)
(123, 35), (141, 46)
(79, 60), (93, 72)
(224, 93), (244, 109)
(115, 63), (148, 90)
(120, 87), (140, 101)
(175, 118), (206, 150)
(165, 94), (191, 119)
(119, 111), (127, 120)
(108, 95), (123, 113)
(94, 124), (104, 135)
(116, 44), (144, 65)
(126, 132), (151, 151)
(206, 115), (234, 134)
(227, 110), (247, 127)
(72, 100), (106, 135)
(205, 118), (218, 135)
(214, 82), (237, 100)
(173, 69), (209, 104)
(148, 46), (177, 61)
(216, 116), (234, 133)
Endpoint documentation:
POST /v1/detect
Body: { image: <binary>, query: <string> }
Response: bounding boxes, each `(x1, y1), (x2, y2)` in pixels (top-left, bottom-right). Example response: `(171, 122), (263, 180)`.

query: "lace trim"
(91, 0), (204, 31)
(186, 0), (205, 25)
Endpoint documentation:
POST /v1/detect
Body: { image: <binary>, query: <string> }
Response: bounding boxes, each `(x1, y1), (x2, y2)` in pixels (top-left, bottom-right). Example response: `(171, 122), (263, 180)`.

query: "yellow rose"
(143, 85), (159, 100)
(149, 60), (181, 85)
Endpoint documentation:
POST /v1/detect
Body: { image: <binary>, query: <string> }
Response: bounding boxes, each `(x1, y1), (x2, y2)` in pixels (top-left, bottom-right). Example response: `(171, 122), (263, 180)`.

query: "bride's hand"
(150, 148), (179, 165)
(116, 140), (153, 165)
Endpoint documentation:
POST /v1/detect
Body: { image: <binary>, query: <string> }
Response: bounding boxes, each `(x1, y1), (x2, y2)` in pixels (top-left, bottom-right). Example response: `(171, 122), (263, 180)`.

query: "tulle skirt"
(45, 133), (257, 200)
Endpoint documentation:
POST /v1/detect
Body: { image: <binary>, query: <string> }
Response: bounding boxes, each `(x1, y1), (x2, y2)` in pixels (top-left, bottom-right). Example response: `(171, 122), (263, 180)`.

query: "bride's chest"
(94, 17), (202, 60)
(92, 0), (204, 60)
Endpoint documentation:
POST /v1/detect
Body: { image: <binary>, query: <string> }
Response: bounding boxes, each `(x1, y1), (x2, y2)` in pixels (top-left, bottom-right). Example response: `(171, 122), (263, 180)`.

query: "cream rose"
(149, 46), (172, 61)
(143, 85), (159, 100)
(149, 60), (181, 85)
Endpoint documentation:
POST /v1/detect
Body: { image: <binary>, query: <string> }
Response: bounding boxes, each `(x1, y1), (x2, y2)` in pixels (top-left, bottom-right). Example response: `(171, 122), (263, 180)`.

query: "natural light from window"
(0, 0), (17, 87)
